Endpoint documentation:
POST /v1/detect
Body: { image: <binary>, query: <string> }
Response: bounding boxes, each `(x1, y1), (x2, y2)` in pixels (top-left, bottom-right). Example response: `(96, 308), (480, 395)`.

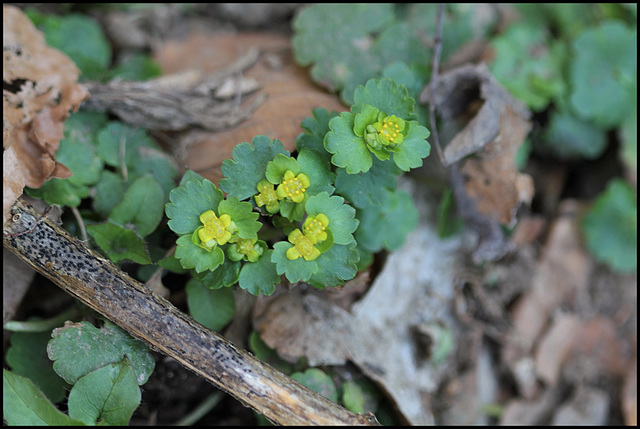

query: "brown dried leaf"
(154, 32), (345, 183)
(254, 184), (465, 425)
(3, 5), (88, 224)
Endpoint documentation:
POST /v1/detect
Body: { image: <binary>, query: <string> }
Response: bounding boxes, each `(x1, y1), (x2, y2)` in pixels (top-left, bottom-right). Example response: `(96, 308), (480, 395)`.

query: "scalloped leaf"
(392, 120), (431, 171)
(296, 108), (341, 164)
(292, 4), (396, 104)
(355, 189), (418, 252)
(324, 112), (373, 173)
(297, 148), (335, 196)
(308, 242), (359, 289)
(220, 136), (289, 200)
(238, 250), (281, 296)
(334, 158), (401, 208)
(570, 21), (637, 127)
(272, 242), (318, 283)
(582, 179), (637, 273)
(265, 153), (301, 184)
(175, 234), (224, 273)
(166, 179), (224, 235)
(47, 320), (154, 386)
(194, 258), (241, 289)
(217, 197), (261, 239)
(352, 78), (416, 121)
(305, 192), (358, 245)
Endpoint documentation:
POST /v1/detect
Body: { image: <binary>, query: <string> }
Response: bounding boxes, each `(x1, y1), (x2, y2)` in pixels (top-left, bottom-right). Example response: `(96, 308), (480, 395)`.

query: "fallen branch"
(3, 198), (379, 426)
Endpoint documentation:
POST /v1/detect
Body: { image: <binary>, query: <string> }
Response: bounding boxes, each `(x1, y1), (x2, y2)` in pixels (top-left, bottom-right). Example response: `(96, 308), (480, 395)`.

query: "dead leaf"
(503, 200), (592, 368)
(153, 32), (345, 183)
(551, 385), (610, 425)
(534, 313), (581, 385)
(421, 64), (533, 262)
(3, 5), (88, 224)
(254, 182), (465, 425)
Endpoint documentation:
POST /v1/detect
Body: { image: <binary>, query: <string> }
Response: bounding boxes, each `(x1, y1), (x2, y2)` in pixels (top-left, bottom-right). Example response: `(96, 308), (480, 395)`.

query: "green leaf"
(352, 78), (416, 121)
(305, 192), (358, 245)
(292, 4), (396, 104)
(109, 175), (164, 237)
(437, 189), (464, 238)
(490, 24), (566, 111)
(334, 158), (401, 208)
(87, 222), (151, 264)
(186, 279), (235, 331)
(391, 121), (431, 171)
(195, 258), (241, 289)
(341, 378), (381, 415)
(296, 108), (341, 164)
(96, 122), (159, 168)
(325, 112), (373, 173)
(3, 369), (84, 426)
(37, 14), (111, 81)
(355, 189), (418, 252)
(238, 250), (281, 296)
(540, 109), (607, 160)
(272, 241), (318, 283)
(179, 169), (206, 187)
(297, 148), (336, 196)
(290, 368), (338, 402)
(56, 119), (104, 187)
(217, 197), (262, 239)
(220, 136), (289, 200)
(67, 358), (140, 426)
(108, 52), (162, 81)
(582, 179), (637, 272)
(570, 21), (637, 127)
(47, 320), (155, 386)
(26, 178), (90, 208)
(166, 179), (224, 235)
(342, 380), (366, 414)
(92, 170), (126, 218)
(308, 243), (359, 289)
(6, 331), (68, 403)
(174, 234), (225, 273)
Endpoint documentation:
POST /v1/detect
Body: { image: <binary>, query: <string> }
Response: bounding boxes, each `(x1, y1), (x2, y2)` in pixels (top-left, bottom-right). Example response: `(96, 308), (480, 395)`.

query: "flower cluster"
(286, 214), (331, 261)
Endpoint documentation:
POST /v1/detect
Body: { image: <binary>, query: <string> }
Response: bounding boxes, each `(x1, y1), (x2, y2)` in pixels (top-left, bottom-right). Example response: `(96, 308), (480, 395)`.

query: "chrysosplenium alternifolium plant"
(165, 78), (430, 296)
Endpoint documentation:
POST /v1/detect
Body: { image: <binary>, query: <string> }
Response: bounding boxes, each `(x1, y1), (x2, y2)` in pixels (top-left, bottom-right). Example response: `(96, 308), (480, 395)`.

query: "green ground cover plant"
(4, 3), (636, 425)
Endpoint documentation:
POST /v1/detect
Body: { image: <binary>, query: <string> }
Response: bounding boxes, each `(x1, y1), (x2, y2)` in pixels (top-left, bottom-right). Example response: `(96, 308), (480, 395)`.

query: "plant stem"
(429, 3), (446, 166)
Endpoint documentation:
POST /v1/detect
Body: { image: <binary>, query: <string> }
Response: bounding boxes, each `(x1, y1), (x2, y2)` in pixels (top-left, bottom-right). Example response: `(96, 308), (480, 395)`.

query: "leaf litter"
(3, 4), (636, 426)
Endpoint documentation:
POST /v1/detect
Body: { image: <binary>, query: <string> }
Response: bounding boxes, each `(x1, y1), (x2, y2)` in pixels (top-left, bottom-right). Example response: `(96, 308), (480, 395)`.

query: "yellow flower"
(197, 210), (236, 250)
(286, 229), (321, 261)
(228, 237), (262, 262)
(365, 114), (405, 149)
(254, 180), (280, 213)
(302, 214), (329, 244)
(276, 170), (310, 204)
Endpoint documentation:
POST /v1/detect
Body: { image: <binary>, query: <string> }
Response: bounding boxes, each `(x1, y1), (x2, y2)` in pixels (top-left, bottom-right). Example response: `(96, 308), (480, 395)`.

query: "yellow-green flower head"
(276, 170), (310, 204)
(228, 237), (263, 262)
(254, 180), (280, 213)
(366, 114), (405, 149)
(198, 210), (237, 250)
(302, 213), (329, 244)
(286, 229), (321, 261)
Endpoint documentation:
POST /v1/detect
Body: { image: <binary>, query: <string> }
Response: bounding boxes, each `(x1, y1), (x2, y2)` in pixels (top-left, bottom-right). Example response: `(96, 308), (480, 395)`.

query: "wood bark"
(3, 199), (379, 426)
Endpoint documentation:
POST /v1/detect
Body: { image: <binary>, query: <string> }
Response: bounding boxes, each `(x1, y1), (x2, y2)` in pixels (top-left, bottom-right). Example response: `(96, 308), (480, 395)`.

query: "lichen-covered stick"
(3, 198), (379, 426)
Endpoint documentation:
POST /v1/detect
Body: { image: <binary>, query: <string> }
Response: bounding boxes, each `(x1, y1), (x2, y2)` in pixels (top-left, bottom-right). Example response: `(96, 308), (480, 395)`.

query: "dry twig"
(3, 199), (379, 426)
